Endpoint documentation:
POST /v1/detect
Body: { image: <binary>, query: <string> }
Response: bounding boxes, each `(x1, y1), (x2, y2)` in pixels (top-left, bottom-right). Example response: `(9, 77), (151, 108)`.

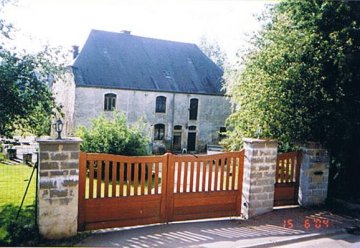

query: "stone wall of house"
(73, 86), (231, 153)
(298, 142), (329, 206)
(51, 68), (76, 136)
(37, 138), (81, 239)
(242, 138), (277, 219)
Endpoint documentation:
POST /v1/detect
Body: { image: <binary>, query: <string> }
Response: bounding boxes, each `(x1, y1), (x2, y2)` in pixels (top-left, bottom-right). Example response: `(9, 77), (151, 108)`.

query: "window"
(219, 127), (227, 140)
(154, 124), (165, 140)
(104, 93), (116, 111)
(156, 96), (166, 113)
(189, 98), (198, 120)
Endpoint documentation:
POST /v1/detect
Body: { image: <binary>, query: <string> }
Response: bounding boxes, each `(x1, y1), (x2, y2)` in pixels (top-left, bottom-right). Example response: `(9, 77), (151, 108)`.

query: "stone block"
(50, 189), (68, 198)
(40, 152), (50, 160)
(51, 152), (70, 161)
(70, 152), (80, 159)
(40, 180), (57, 189)
(61, 161), (79, 169)
(50, 170), (69, 177)
(41, 162), (59, 170)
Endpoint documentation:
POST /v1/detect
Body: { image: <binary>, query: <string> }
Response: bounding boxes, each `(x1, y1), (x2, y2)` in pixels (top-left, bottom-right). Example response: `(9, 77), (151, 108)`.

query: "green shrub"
(76, 113), (150, 156)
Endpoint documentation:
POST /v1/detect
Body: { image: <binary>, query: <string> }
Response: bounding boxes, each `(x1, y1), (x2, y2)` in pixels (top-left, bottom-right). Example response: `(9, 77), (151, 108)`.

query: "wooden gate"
(78, 151), (244, 231)
(274, 151), (301, 206)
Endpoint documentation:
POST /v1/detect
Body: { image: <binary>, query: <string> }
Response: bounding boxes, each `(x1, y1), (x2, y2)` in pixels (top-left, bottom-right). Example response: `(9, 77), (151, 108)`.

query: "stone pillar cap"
(36, 137), (82, 144)
(243, 138), (277, 144)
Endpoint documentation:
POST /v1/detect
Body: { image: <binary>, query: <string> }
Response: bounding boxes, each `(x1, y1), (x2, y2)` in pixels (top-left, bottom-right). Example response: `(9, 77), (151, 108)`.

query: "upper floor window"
(189, 98), (198, 120)
(154, 124), (165, 140)
(104, 93), (116, 111)
(156, 96), (166, 113)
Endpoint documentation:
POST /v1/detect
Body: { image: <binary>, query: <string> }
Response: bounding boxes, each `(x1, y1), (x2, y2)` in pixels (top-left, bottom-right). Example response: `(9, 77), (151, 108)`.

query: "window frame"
(155, 96), (166, 113)
(104, 93), (117, 111)
(154, 123), (165, 140)
(189, 98), (198, 120)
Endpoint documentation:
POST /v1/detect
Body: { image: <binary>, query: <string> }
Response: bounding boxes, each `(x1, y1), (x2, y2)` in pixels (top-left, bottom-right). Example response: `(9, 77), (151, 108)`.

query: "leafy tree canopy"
(76, 113), (150, 156)
(198, 36), (228, 70)
(223, 0), (360, 198)
(0, 0), (63, 137)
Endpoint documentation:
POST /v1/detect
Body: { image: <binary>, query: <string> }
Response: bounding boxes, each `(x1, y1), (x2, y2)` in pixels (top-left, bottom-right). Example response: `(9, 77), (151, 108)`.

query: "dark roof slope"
(72, 30), (224, 95)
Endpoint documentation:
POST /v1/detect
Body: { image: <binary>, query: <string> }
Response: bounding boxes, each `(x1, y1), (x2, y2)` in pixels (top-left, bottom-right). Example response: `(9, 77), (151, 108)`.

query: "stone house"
(53, 29), (231, 153)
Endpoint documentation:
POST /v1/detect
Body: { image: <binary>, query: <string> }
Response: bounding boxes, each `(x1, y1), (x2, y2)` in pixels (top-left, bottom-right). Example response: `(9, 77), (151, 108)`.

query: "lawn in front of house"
(0, 162), (36, 208)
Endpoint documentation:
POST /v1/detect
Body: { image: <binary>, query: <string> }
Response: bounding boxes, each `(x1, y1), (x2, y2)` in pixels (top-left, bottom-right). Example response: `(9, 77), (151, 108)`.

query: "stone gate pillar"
(37, 138), (82, 239)
(298, 142), (329, 207)
(242, 138), (278, 219)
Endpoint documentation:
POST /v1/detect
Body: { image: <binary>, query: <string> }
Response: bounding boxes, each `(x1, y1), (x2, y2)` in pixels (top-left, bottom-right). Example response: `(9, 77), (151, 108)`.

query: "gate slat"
(89, 160), (94, 199)
(214, 158), (219, 191)
(225, 159), (230, 190)
(183, 161), (188, 193)
(189, 162), (194, 192)
(202, 161), (206, 192)
(112, 162), (116, 197)
(220, 159), (225, 191)
(126, 163), (131, 196)
(154, 162), (159, 194)
(96, 160), (102, 198)
(104, 160), (109, 197)
(141, 163), (146, 195)
(176, 162), (181, 193)
(208, 160), (213, 191)
(147, 163), (152, 195)
(195, 161), (200, 192)
(134, 163), (139, 196)
(119, 163), (124, 197)
(231, 157), (236, 190)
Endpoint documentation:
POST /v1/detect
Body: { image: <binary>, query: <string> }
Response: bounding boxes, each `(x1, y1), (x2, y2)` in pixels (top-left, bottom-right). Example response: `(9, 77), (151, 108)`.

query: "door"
(187, 132), (196, 152)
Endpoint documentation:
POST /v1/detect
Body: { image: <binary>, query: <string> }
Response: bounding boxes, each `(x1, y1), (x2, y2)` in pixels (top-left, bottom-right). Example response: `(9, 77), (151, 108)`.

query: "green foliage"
(0, 205), (38, 246)
(0, 0), (62, 137)
(76, 113), (150, 156)
(198, 36), (228, 70)
(224, 1), (360, 197)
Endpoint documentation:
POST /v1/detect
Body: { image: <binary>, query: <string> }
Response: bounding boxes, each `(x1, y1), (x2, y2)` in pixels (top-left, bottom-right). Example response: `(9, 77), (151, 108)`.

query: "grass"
(0, 162), (36, 208)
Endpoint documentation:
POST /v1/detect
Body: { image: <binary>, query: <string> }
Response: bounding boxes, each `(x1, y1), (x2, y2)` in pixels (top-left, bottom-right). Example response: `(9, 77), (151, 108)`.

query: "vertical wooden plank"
(160, 154), (168, 222)
(89, 160), (94, 199)
(119, 162), (124, 197)
(214, 158), (219, 191)
(78, 152), (86, 231)
(220, 159), (225, 191)
(295, 152), (302, 184)
(96, 160), (102, 198)
(202, 161), (207, 192)
(231, 157), (236, 190)
(166, 154), (175, 222)
(276, 158), (280, 183)
(284, 158), (289, 183)
(195, 161), (201, 192)
(134, 163), (139, 196)
(176, 162), (181, 193)
(104, 160), (109, 197)
(208, 160), (213, 191)
(236, 150), (244, 216)
(154, 162), (159, 194)
(141, 163), (146, 195)
(189, 161), (194, 193)
(147, 163), (152, 195)
(112, 161), (116, 197)
(182, 161), (188, 193)
(291, 154), (296, 182)
(225, 158), (230, 191)
(126, 163), (131, 196)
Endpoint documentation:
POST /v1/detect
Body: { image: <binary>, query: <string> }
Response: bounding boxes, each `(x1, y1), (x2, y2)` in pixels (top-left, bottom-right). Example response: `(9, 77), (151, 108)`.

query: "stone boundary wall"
(37, 138), (81, 239)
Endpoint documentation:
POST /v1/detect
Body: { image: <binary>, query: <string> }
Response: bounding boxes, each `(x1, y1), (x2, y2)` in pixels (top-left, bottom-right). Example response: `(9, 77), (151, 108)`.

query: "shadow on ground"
(77, 207), (360, 247)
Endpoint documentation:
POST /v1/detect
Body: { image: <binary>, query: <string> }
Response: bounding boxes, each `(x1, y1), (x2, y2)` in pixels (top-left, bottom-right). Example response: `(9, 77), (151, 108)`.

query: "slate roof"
(72, 30), (224, 95)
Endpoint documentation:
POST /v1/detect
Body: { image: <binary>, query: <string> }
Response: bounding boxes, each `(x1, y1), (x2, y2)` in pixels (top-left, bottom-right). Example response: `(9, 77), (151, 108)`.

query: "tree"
(0, 0), (61, 137)
(198, 36), (228, 70)
(76, 113), (150, 156)
(223, 0), (360, 199)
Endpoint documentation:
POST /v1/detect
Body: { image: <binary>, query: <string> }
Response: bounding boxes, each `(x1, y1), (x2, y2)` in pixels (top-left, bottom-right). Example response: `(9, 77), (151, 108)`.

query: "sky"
(2, 0), (273, 62)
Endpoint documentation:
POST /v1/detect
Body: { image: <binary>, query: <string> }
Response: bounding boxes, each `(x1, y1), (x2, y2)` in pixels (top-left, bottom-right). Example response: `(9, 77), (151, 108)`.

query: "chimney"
(72, 45), (79, 59)
(120, 30), (131, 35)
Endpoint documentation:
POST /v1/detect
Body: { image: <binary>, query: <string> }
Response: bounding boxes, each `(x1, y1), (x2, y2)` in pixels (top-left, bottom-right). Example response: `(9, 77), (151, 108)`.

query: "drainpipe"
(170, 93), (176, 151)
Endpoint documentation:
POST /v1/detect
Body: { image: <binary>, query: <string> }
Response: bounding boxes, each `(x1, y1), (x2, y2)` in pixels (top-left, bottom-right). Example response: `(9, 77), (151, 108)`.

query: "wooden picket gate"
(274, 151), (302, 206)
(78, 151), (244, 231)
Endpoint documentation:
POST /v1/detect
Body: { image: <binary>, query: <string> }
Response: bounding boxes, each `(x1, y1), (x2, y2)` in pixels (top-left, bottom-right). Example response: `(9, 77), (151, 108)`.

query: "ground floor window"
(154, 124), (165, 140)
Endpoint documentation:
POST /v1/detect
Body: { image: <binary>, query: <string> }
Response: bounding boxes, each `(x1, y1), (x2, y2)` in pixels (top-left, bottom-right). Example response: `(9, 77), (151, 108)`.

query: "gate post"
(36, 138), (82, 239)
(298, 142), (329, 207)
(242, 138), (277, 219)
